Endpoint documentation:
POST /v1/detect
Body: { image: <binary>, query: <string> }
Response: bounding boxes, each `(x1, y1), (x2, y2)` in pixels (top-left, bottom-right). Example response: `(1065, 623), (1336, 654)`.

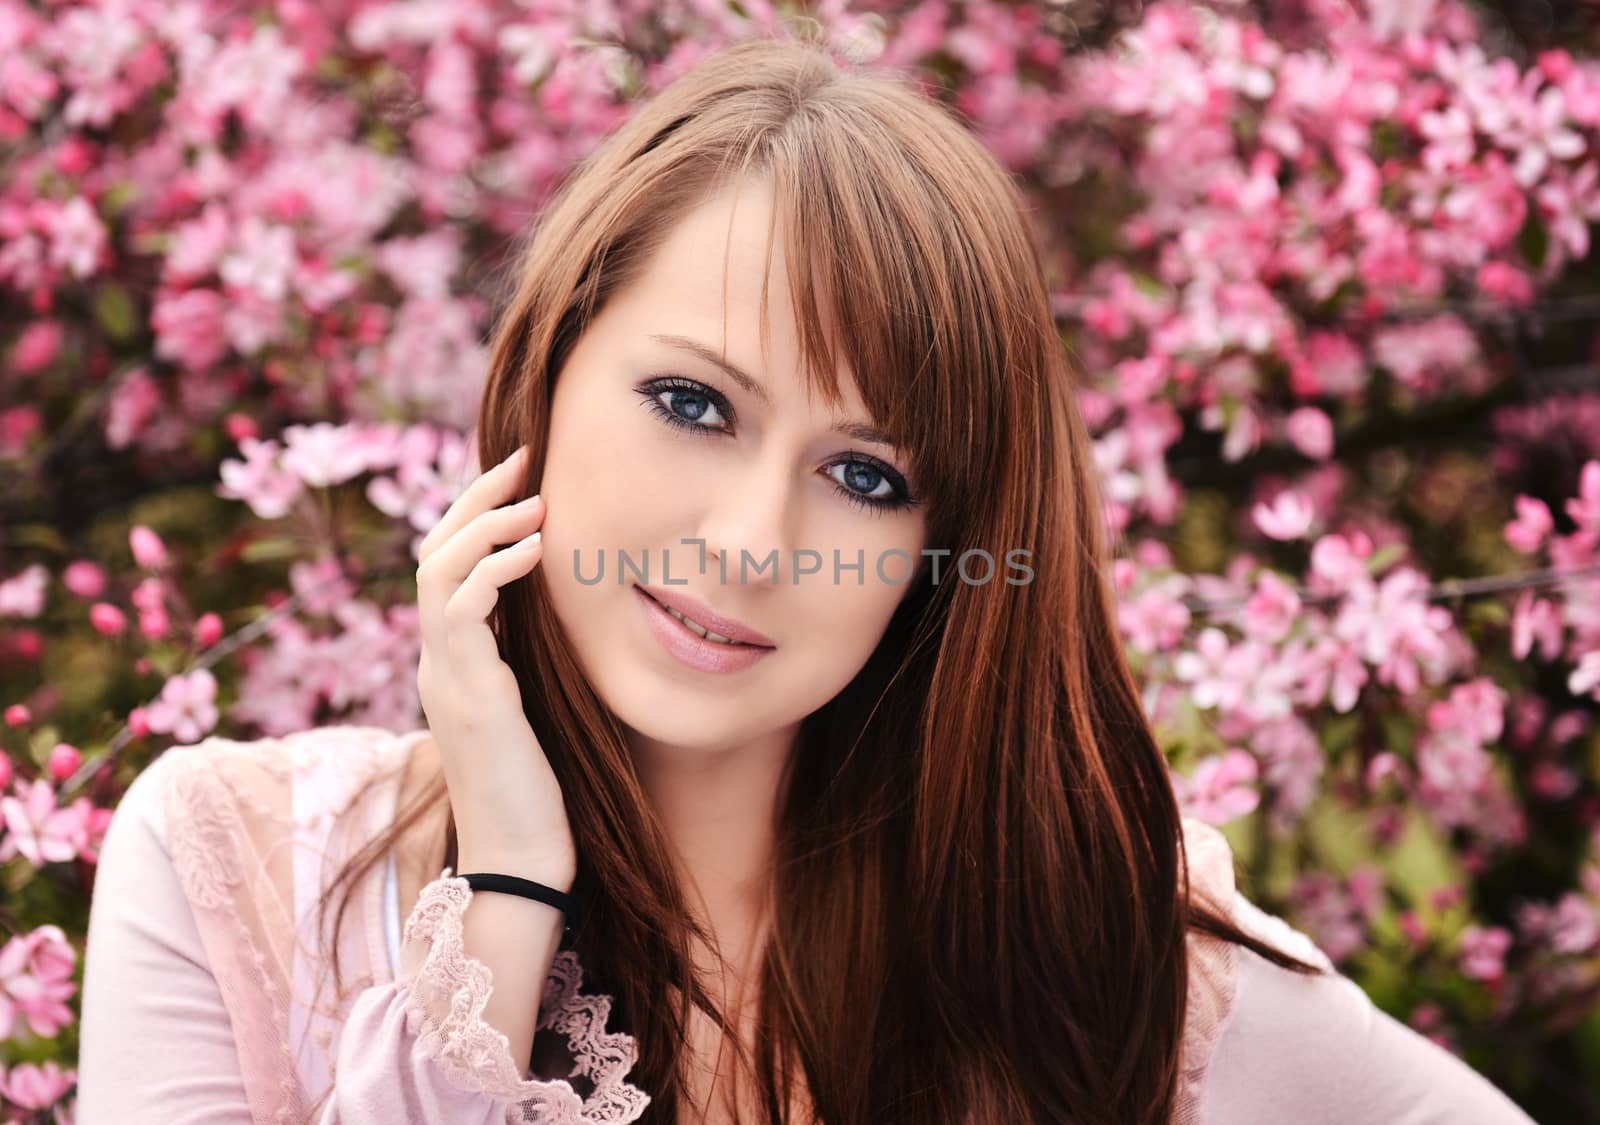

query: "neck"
(626, 723), (797, 955)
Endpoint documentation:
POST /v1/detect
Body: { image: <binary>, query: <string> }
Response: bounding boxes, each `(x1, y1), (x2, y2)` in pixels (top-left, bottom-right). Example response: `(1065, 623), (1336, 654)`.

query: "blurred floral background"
(3, 0), (1600, 1120)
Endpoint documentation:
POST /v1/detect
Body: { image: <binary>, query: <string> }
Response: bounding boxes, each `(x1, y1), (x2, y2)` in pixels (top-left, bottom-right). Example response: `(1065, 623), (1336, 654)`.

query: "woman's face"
(537, 177), (927, 757)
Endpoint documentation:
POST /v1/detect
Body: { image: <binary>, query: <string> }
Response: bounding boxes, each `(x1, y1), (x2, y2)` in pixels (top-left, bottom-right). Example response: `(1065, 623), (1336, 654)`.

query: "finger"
(418, 495), (545, 657)
(442, 531), (543, 675)
(418, 444), (532, 566)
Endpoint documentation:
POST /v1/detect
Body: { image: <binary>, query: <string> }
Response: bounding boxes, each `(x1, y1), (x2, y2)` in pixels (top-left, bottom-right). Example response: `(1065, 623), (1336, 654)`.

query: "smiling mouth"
(636, 586), (773, 648)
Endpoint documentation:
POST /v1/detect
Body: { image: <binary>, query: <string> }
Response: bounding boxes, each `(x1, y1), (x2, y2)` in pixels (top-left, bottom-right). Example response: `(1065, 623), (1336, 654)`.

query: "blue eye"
(825, 460), (914, 516)
(634, 375), (920, 516)
(641, 379), (732, 433)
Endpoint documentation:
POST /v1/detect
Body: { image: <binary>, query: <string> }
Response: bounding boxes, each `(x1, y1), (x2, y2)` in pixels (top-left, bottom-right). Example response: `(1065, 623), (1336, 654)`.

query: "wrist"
(455, 844), (577, 895)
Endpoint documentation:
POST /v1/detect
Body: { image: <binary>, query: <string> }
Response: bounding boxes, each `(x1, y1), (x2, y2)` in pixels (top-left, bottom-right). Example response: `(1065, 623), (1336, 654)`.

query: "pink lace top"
(78, 725), (1537, 1124)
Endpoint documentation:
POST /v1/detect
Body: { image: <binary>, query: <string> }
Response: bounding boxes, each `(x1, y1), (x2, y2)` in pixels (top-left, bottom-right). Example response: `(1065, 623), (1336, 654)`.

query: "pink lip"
(635, 585), (775, 647)
(634, 586), (776, 675)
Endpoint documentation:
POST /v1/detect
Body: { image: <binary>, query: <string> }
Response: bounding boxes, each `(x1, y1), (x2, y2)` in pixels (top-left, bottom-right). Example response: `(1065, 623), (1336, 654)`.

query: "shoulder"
(1175, 820), (1344, 1097)
(1202, 902), (1534, 1122)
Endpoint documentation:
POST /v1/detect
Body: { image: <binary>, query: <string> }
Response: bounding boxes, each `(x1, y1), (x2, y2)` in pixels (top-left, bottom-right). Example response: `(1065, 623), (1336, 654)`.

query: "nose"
(686, 450), (799, 588)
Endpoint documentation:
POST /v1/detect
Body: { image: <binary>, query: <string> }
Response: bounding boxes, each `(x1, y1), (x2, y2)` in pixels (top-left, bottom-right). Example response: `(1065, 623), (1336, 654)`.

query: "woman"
(78, 33), (1536, 1125)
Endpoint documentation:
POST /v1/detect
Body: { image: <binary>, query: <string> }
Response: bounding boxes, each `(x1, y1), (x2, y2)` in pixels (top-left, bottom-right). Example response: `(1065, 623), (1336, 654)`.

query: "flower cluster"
(2, 0), (1597, 1118)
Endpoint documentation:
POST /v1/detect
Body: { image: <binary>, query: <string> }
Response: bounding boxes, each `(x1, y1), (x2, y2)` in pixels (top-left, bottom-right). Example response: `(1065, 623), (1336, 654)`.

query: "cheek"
(798, 562), (910, 655)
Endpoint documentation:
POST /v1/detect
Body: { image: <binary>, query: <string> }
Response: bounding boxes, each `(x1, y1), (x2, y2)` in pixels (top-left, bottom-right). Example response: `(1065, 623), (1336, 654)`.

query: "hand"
(415, 444), (576, 891)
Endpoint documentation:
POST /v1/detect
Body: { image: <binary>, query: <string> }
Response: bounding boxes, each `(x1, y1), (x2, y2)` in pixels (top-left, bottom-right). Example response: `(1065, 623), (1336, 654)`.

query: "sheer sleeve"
(78, 742), (651, 1125)
(1200, 891), (1537, 1124)
(373, 869), (650, 1122)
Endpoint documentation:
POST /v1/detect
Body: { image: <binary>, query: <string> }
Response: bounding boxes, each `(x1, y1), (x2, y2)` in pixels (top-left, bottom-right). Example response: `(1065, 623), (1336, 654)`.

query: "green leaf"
(28, 724), (62, 768)
(1365, 542), (1407, 574)
(1129, 271), (1168, 300)
(1578, 1004), (1600, 1069)
(93, 283), (139, 342)
(239, 536), (305, 563)
(101, 180), (139, 215)
(1518, 213), (1549, 271)
(1466, 599), (1510, 629)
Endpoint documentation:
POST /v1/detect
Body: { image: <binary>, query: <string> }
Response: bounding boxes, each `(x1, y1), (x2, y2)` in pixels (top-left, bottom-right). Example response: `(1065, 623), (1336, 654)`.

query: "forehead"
(619, 178), (867, 416)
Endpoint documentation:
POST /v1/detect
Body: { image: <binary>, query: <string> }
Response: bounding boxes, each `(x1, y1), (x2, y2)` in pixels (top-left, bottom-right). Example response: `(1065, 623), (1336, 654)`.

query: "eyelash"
(634, 375), (920, 516)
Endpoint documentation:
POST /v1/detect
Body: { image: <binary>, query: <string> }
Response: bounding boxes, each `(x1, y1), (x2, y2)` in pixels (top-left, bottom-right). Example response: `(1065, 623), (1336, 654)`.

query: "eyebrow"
(649, 333), (899, 449)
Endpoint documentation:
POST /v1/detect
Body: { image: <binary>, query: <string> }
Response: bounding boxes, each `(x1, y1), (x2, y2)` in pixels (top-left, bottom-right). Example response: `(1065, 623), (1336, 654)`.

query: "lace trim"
(395, 869), (652, 1123)
(161, 745), (309, 1123)
(1173, 818), (1243, 1125)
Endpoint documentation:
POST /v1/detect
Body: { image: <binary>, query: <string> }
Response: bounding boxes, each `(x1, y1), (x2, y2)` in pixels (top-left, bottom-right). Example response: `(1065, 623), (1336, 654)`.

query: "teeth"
(663, 603), (740, 645)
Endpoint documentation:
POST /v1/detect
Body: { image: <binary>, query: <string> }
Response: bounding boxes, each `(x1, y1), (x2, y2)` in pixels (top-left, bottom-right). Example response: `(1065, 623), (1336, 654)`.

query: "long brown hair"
(317, 32), (1327, 1124)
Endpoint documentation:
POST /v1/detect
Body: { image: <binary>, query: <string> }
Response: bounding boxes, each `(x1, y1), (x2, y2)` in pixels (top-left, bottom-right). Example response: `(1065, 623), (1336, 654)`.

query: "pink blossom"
(1365, 751), (1408, 791)
(1510, 591), (1564, 661)
(365, 426), (473, 541)
(1476, 260), (1535, 304)
(1308, 532), (1373, 592)
(1417, 727), (1493, 796)
(224, 413), (260, 443)
(43, 196), (106, 278)
(0, 404), (43, 458)
(9, 319), (62, 373)
(1398, 911), (1428, 949)
(2, 1060), (73, 1110)
(1289, 869), (1380, 963)
(1252, 717), (1325, 828)
(140, 604), (171, 640)
(0, 563), (49, 617)
(1179, 749), (1261, 826)
(64, 796), (114, 864)
(45, 743), (80, 782)
(1335, 568), (1460, 694)
(1531, 761), (1579, 800)
(1241, 570), (1301, 644)
(0, 780), (79, 866)
(1418, 103), (1474, 174)
(88, 602), (126, 636)
(128, 524), (167, 570)
(1284, 406), (1334, 459)
(1503, 495), (1553, 553)
(1549, 893), (1600, 955)
(221, 285), (286, 355)
(1565, 461), (1600, 534)
(1294, 634), (1369, 713)
(1505, 86), (1586, 188)
(1118, 578), (1193, 653)
(219, 215), (297, 302)
(280, 422), (371, 487)
(144, 667), (219, 744)
(2, 704), (30, 727)
(0, 924), (76, 1042)
(151, 287), (228, 370)
(1432, 678), (1506, 744)
(1251, 489), (1315, 540)
(102, 365), (163, 450)
(60, 560), (106, 599)
(1458, 924), (1513, 981)
(1569, 651), (1600, 700)
(1173, 628), (1242, 710)
(196, 611), (224, 647)
(163, 203), (231, 282)
(218, 436), (305, 520)
(1370, 316), (1482, 396)
(1293, 332), (1366, 399)
(130, 574), (163, 613)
